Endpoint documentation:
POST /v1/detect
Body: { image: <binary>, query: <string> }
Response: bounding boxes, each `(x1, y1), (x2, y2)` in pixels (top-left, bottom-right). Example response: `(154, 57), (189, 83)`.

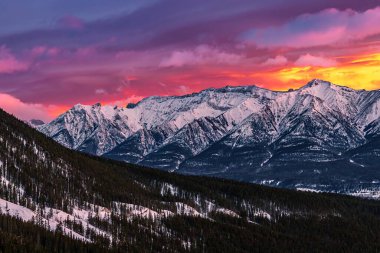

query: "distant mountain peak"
(28, 119), (45, 127)
(306, 78), (330, 86)
(302, 79), (358, 92)
(66, 80), (367, 114)
(39, 79), (380, 179)
(72, 103), (85, 110)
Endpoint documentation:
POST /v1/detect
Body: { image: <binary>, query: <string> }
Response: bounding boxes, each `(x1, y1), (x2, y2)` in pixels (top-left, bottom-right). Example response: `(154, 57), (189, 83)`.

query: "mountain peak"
(28, 119), (45, 128)
(72, 103), (85, 110)
(70, 103), (102, 112)
(301, 79), (358, 93)
(303, 79), (332, 88)
(298, 79), (358, 100)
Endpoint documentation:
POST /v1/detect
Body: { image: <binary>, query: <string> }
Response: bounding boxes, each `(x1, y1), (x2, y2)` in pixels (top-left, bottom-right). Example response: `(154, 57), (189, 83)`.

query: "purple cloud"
(242, 7), (380, 48)
(57, 15), (85, 30)
(160, 45), (243, 67)
(0, 45), (28, 73)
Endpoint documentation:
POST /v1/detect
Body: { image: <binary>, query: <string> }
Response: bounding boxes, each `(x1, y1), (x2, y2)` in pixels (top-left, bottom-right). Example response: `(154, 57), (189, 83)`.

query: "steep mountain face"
(39, 79), (380, 194)
(38, 103), (134, 155)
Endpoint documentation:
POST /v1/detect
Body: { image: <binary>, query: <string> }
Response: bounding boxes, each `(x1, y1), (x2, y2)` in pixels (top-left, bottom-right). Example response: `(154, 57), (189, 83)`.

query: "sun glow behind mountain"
(257, 53), (380, 91)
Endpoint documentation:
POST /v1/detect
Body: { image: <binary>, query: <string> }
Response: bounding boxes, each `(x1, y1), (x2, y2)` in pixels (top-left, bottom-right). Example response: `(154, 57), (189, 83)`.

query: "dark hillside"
(1, 108), (380, 252)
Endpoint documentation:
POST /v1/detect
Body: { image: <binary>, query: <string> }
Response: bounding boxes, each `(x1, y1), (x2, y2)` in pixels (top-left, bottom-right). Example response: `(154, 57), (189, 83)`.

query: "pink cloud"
(47, 47), (60, 56)
(0, 93), (55, 121)
(31, 46), (47, 56)
(0, 46), (28, 73)
(160, 45), (243, 67)
(95, 89), (106, 95)
(295, 54), (337, 67)
(31, 46), (60, 57)
(287, 26), (347, 48)
(244, 7), (380, 48)
(263, 55), (288, 66)
(108, 95), (145, 107)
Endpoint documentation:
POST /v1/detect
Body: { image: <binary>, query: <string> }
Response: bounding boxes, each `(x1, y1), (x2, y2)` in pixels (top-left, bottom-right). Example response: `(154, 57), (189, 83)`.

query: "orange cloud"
(255, 53), (380, 91)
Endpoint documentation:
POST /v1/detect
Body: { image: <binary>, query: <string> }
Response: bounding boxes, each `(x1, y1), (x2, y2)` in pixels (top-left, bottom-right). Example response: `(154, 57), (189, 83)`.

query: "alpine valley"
(39, 79), (380, 197)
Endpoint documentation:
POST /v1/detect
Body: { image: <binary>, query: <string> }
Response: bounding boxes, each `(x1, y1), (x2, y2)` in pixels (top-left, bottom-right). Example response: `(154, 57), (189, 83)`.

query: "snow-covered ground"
(0, 198), (90, 242)
(0, 194), (255, 243)
(348, 189), (380, 199)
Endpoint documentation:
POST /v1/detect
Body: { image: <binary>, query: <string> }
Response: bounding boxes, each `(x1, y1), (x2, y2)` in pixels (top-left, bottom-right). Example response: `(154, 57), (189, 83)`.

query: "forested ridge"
(1, 108), (380, 252)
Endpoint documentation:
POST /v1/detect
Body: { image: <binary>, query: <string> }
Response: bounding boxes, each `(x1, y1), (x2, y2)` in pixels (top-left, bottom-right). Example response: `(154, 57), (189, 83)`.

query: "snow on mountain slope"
(0, 195), (248, 243)
(38, 103), (132, 155)
(39, 79), (380, 191)
(0, 198), (92, 242)
(39, 85), (268, 156)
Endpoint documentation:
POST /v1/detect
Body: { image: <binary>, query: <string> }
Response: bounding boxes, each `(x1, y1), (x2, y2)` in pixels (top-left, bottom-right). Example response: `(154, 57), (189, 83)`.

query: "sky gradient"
(0, 0), (380, 121)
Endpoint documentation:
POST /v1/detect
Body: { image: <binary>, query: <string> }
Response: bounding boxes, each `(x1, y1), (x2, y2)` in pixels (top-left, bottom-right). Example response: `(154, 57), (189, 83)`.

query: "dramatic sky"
(1, 0), (380, 121)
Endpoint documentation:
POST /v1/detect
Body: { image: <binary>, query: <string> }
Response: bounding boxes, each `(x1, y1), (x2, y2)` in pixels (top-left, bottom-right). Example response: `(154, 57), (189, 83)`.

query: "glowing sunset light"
(266, 53), (380, 90)
(0, 1), (379, 121)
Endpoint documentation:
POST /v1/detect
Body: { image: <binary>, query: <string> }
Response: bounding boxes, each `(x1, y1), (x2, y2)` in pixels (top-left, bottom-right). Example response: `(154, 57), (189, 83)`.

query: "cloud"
(0, 46), (28, 73)
(31, 46), (61, 57)
(177, 85), (190, 94)
(95, 89), (107, 94)
(160, 45), (243, 67)
(31, 46), (47, 56)
(243, 7), (380, 48)
(57, 15), (85, 29)
(263, 55), (288, 66)
(103, 95), (145, 108)
(0, 93), (55, 121)
(295, 54), (337, 67)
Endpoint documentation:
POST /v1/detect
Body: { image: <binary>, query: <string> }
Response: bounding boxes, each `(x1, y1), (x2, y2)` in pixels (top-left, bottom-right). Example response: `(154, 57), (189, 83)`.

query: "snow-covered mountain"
(39, 79), (380, 193)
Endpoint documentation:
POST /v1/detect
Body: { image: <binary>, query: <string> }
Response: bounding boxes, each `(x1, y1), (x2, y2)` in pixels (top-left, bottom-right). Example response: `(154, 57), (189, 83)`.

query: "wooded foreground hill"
(1, 108), (380, 252)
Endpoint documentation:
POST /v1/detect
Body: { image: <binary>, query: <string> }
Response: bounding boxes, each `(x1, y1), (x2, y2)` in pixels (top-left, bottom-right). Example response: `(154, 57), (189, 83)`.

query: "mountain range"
(38, 79), (380, 195)
(2, 103), (380, 252)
